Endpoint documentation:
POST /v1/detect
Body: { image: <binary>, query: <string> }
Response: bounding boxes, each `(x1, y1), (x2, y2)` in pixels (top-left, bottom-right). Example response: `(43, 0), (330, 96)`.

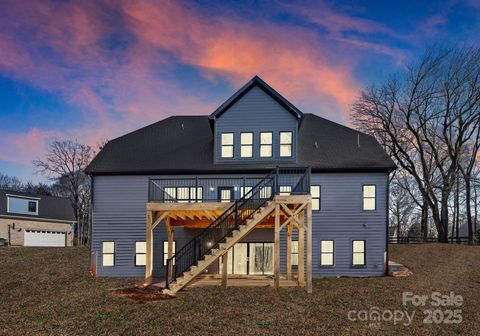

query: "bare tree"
(33, 140), (94, 245)
(352, 46), (480, 242)
(0, 173), (24, 191)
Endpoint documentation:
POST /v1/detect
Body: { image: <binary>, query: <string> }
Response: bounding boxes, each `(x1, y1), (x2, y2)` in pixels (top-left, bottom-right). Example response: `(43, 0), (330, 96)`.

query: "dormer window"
(260, 132), (272, 157)
(7, 195), (39, 216)
(240, 132), (253, 158)
(280, 132), (293, 157)
(221, 133), (234, 158)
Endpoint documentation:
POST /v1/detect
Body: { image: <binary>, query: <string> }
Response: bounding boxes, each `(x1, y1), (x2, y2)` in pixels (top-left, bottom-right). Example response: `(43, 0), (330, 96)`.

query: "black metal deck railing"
(149, 168), (311, 203)
(164, 167), (311, 287)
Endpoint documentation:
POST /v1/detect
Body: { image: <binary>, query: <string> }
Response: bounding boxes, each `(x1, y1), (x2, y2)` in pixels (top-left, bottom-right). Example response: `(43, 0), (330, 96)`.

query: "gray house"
(86, 76), (396, 294)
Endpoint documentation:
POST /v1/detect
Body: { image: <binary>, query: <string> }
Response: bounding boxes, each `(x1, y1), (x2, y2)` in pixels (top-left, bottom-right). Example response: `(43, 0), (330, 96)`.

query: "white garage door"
(24, 230), (66, 247)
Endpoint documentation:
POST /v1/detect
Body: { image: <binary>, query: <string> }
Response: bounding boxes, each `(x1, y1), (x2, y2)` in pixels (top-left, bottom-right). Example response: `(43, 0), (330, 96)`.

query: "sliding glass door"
(249, 243), (274, 275)
(220, 242), (274, 275)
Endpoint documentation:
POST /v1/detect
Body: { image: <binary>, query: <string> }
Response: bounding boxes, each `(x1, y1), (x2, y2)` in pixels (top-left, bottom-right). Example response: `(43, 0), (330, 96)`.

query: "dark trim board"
(88, 167), (396, 177)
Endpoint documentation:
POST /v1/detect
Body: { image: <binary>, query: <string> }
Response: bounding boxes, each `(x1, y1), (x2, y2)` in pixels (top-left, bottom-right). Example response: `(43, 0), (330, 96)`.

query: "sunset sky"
(0, 0), (479, 182)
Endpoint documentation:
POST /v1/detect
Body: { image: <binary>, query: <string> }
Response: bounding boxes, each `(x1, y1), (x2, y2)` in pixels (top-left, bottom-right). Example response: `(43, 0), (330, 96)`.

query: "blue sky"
(0, 0), (479, 182)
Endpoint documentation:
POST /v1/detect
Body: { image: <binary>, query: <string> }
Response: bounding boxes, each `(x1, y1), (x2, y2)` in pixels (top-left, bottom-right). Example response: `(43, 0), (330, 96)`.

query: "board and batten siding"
(214, 86), (298, 163)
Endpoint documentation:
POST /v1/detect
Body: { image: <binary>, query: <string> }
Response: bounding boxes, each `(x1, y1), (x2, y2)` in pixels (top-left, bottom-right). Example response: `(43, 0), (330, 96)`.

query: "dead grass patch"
(0, 244), (478, 335)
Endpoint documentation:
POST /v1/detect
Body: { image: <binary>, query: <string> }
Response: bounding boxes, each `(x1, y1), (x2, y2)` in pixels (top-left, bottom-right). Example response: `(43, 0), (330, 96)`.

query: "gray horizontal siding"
(215, 86), (298, 163)
(280, 173), (388, 276)
(92, 172), (388, 278)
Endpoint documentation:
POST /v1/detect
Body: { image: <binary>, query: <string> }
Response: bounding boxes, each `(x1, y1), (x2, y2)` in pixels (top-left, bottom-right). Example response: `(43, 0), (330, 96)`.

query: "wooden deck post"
(298, 211), (305, 286)
(145, 210), (153, 285)
(286, 222), (293, 280)
(306, 202), (313, 293)
(221, 250), (228, 287)
(166, 218), (174, 279)
(274, 202), (280, 291)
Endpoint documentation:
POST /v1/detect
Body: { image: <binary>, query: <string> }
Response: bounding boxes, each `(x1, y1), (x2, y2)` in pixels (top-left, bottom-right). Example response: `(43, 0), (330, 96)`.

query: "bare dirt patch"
(111, 286), (174, 303)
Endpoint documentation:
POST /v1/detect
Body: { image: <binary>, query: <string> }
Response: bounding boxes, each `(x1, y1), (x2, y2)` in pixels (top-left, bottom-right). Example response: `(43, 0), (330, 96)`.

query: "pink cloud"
(0, 0), (412, 172)
(0, 129), (64, 165)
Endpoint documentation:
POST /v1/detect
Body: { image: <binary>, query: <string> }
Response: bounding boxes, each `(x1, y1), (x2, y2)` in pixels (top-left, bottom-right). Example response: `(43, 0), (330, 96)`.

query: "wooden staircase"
(163, 201), (275, 295)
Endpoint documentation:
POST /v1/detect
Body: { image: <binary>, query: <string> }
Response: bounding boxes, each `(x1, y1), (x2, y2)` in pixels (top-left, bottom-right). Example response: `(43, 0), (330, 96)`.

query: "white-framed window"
(291, 240), (298, 266)
(363, 185), (376, 210)
(260, 186), (272, 199)
(240, 132), (253, 158)
(279, 131), (293, 157)
(240, 186), (253, 198)
(135, 242), (146, 266)
(311, 186), (321, 211)
(7, 195), (39, 216)
(221, 133), (234, 158)
(102, 241), (115, 267)
(260, 132), (272, 157)
(163, 241), (176, 266)
(320, 240), (334, 266)
(352, 240), (366, 266)
(280, 185), (292, 195)
(165, 186), (202, 203)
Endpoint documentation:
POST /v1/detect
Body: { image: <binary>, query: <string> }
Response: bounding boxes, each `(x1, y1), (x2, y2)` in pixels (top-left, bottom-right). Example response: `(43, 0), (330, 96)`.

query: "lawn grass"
(1, 244), (479, 335)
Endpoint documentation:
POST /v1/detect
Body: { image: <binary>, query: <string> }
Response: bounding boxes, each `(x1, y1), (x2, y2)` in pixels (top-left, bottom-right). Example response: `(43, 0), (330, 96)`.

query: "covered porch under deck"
(145, 194), (313, 293)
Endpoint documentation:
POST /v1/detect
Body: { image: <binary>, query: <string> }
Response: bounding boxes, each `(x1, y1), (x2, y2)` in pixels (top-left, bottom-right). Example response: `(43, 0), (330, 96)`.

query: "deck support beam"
(166, 218), (174, 280)
(222, 251), (228, 287)
(286, 222), (293, 280)
(306, 202), (313, 294)
(145, 210), (153, 285)
(298, 211), (305, 286)
(274, 202), (280, 291)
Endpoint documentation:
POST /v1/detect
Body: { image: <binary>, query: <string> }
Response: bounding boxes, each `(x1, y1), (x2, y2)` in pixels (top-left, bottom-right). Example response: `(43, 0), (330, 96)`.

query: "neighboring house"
(85, 76), (396, 294)
(0, 190), (75, 247)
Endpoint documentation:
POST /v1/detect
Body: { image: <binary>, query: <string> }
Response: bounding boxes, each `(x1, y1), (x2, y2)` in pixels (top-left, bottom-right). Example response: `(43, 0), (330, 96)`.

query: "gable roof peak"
(208, 75), (304, 121)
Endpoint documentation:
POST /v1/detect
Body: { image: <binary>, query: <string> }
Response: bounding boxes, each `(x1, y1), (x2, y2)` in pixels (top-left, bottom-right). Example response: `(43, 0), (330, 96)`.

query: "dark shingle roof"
(0, 190), (76, 222)
(85, 114), (396, 174)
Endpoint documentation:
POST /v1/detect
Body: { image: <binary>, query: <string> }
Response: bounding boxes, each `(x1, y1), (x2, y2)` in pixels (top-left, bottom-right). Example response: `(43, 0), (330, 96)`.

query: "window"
(363, 185), (376, 210)
(291, 240), (298, 266)
(7, 196), (39, 215)
(163, 241), (176, 266)
(165, 187), (202, 203)
(260, 132), (272, 157)
(135, 242), (146, 266)
(240, 132), (253, 158)
(240, 186), (252, 198)
(221, 133), (234, 158)
(279, 185), (292, 195)
(279, 131), (293, 157)
(352, 240), (366, 266)
(311, 186), (321, 211)
(320, 240), (334, 266)
(102, 242), (115, 267)
(260, 186), (272, 199)
(28, 201), (37, 213)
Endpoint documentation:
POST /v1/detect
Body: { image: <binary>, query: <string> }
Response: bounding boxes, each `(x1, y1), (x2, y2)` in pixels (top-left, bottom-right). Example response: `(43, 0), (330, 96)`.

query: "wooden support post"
(274, 202), (280, 291)
(286, 222), (293, 280)
(221, 250), (228, 287)
(165, 218), (174, 280)
(145, 210), (153, 285)
(306, 202), (313, 294)
(298, 211), (305, 286)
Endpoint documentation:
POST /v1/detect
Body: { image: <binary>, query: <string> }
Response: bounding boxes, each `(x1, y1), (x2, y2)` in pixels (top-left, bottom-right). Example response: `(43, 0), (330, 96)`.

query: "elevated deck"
(145, 168), (313, 294)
